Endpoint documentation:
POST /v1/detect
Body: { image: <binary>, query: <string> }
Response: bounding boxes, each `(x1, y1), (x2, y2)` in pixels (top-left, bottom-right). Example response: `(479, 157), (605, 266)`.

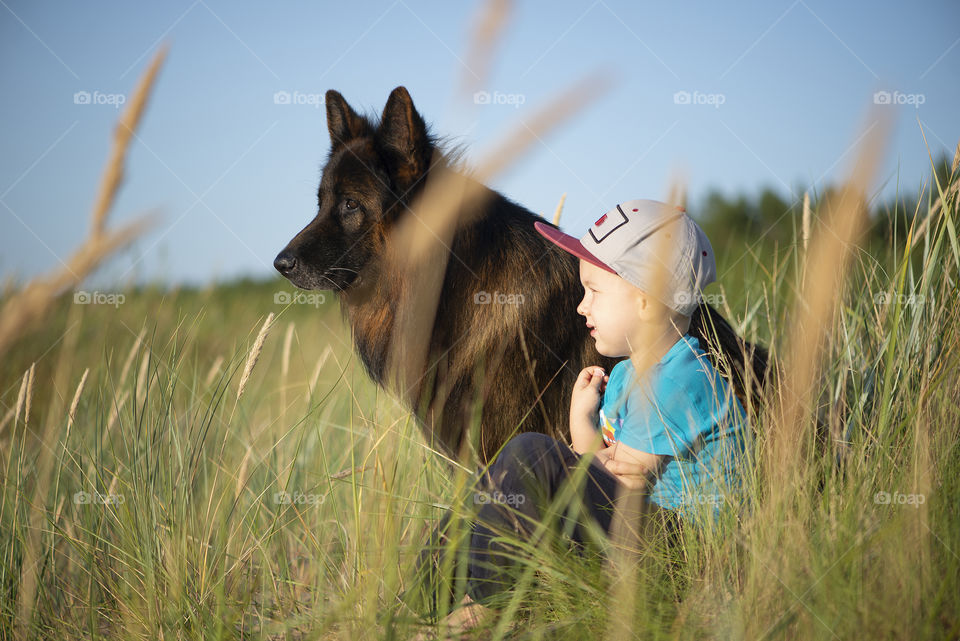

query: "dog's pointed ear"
(377, 86), (431, 185)
(325, 90), (370, 147)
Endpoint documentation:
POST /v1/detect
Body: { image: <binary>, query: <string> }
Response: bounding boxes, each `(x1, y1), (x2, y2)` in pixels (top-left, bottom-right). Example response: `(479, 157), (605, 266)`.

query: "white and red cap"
(534, 199), (717, 316)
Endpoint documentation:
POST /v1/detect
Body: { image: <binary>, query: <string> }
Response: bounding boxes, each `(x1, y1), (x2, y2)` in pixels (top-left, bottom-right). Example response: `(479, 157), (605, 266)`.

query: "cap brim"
(534, 221), (616, 274)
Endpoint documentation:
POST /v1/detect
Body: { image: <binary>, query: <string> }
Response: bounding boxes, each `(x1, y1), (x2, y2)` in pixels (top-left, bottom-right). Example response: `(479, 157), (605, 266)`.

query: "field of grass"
(1, 161), (959, 641)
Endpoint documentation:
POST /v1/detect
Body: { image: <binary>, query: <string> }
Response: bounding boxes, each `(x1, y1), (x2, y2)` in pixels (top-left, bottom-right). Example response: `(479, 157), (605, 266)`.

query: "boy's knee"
(497, 432), (560, 469)
(490, 433), (578, 493)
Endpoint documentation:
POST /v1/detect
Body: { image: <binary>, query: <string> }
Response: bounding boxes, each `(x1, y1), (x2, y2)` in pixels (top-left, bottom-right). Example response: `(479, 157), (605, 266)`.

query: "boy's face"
(576, 261), (646, 358)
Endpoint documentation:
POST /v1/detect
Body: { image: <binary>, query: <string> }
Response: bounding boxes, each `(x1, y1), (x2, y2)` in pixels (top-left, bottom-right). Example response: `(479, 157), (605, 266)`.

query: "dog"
(274, 86), (768, 463)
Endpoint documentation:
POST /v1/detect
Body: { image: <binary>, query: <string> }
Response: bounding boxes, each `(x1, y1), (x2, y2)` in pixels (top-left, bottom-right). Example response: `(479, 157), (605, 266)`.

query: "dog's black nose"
(274, 251), (298, 274)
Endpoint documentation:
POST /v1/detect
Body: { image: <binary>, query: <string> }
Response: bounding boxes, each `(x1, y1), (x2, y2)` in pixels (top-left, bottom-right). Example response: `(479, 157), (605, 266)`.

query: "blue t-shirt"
(598, 334), (750, 520)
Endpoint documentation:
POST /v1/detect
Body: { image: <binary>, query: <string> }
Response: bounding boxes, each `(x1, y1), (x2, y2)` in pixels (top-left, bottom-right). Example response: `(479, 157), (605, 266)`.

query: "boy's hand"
(570, 366), (608, 419)
(597, 442), (664, 490)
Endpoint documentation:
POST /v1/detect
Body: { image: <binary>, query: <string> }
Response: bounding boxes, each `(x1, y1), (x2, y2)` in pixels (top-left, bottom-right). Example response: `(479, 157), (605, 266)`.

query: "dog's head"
(274, 86), (434, 291)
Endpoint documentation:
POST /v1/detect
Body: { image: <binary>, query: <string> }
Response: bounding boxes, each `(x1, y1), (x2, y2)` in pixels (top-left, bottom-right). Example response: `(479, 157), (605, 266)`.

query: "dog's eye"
(344, 198), (359, 211)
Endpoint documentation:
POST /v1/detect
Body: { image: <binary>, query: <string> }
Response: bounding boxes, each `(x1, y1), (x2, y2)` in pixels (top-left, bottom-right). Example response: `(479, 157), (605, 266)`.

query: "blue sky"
(1, 0), (957, 285)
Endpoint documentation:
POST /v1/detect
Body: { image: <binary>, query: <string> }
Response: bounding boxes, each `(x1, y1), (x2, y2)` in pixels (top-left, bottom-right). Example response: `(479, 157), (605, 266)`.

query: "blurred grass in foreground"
(1, 156), (959, 639)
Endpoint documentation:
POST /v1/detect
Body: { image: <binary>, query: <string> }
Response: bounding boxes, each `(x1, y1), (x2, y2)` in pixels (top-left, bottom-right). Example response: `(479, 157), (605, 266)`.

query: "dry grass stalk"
(235, 444), (253, 498)
(398, 73), (613, 269)
(308, 346), (333, 399)
(134, 355), (150, 406)
(460, 0), (513, 97)
(204, 355), (225, 387)
(771, 107), (892, 487)
(14, 368), (28, 429)
(384, 72), (613, 398)
(665, 171), (688, 213)
(281, 322), (294, 381)
(0, 408), (14, 437)
(23, 363), (35, 425)
(552, 192), (567, 225)
(67, 368), (90, 429)
(90, 46), (167, 235)
(380, 0), (610, 404)
(603, 181), (685, 641)
(237, 313), (275, 401)
(801, 191), (812, 292)
(280, 322), (295, 410)
(0, 47), (166, 362)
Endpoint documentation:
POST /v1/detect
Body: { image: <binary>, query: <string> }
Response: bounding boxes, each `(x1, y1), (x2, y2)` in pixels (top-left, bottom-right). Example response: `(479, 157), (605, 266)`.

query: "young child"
(419, 199), (751, 637)
(556, 199), (750, 515)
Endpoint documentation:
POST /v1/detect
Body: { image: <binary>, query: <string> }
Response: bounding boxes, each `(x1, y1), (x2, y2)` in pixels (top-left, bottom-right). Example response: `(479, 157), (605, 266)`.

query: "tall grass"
(1, 148), (957, 639)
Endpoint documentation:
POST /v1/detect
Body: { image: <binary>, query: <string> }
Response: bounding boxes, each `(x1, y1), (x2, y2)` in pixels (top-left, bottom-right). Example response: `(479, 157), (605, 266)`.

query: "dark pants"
(413, 432), (682, 610)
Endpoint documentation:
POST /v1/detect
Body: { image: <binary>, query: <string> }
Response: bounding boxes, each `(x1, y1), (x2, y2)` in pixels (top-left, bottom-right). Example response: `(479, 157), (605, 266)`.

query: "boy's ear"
(325, 90), (372, 148)
(634, 290), (655, 319)
(376, 86), (432, 189)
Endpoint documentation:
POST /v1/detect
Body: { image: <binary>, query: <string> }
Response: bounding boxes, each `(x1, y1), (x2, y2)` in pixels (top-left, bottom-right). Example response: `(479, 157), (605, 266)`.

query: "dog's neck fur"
(336, 168), (511, 401)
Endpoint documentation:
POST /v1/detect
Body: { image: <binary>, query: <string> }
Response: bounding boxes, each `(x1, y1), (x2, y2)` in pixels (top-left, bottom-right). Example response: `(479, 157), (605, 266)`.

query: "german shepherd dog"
(275, 86), (769, 463)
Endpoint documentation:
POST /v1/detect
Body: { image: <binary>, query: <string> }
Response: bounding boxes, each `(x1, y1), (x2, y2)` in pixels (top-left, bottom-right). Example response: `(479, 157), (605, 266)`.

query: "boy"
(420, 199), (750, 638)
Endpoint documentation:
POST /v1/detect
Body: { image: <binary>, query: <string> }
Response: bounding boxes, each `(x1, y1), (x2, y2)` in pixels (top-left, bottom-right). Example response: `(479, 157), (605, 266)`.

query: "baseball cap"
(534, 199), (717, 316)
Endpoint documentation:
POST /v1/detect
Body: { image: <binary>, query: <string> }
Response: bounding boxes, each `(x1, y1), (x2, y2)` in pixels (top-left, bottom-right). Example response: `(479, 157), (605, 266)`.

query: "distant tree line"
(695, 151), (956, 254)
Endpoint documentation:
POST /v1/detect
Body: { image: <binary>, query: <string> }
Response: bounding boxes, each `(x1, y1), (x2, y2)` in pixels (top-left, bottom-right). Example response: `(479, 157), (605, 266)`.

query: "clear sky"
(1, 0), (957, 285)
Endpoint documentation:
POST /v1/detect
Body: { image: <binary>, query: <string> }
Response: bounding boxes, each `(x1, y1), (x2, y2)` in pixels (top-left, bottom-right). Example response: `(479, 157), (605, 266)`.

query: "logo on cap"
(589, 205), (629, 243)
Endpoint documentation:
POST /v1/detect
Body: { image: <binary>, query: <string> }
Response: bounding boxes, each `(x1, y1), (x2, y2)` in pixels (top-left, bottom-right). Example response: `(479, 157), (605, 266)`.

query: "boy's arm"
(570, 366), (607, 454)
(570, 411), (604, 454)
